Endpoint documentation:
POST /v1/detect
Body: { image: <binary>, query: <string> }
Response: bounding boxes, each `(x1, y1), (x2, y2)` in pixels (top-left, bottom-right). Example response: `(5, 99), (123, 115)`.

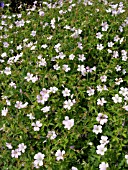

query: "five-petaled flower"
(32, 121), (42, 131)
(62, 116), (74, 130)
(55, 149), (65, 161)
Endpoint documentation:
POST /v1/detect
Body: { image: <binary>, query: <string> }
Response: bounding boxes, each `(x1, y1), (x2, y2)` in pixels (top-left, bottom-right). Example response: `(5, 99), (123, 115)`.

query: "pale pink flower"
(55, 149), (65, 161)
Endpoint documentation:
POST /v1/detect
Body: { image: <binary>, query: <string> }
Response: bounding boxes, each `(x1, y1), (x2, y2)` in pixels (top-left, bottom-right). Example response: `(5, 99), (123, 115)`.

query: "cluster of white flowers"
(106, 2), (125, 16)
(36, 88), (50, 104)
(93, 112), (109, 168)
(24, 72), (38, 83)
(11, 143), (27, 158)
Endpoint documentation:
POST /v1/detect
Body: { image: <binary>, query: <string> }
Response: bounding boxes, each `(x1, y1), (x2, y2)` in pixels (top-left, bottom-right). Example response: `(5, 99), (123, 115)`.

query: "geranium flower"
(32, 121), (42, 131)
(96, 113), (108, 125)
(55, 149), (65, 161)
(96, 144), (107, 155)
(18, 143), (27, 153)
(112, 94), (122, 103)
(11, 149), (21, 158)
(34, 152), (45, 167)
(62, 116), (74, 130)
(93, 125), (102, 134)
(99, 162), (109, 170)
(100, 136), (109, 146)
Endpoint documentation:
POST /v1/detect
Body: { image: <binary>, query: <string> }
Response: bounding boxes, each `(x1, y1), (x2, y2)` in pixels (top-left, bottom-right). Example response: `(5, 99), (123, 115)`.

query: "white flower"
(63, 99), (74, 110)
(62, 116), (74, 130)
(97, 98), (107, 106)
(87, 88), (95, 96)
(32, 121), (42, 131)
(49, 86), (58, 93)
(119, 87), (128, 96)
(31, 31), (36, 37)
(47, 131), (57, 140)
(114, 35), (120, 42)
(24, 73), (33, 82)
(100, 136), (109, 146)
(96, 144), (107, 155)
(108, 41), (114, 47)
(1, 107), (8, 116)
(4, 67), (11, 75)
(115, 78), (123, 85)
(62, 64), (71, 72)
(11, 149), (21, 158)
(93, 125), (102, 134)
(6, 143), (13, 149)
(15, 101), (28, 109)
(55, 149), (65, 161)
(99, 162), (109, 170)
(112, 94), (122, 103)
(96, 113), (108, 125)
(27, 113), (35, 120)
(122, 104), (128, 111)
(115, 65), (121, 72)
(18, 143), (27, 153)
(97, 44), (104, 50)
(78, 54), (86, 62)
(9, 82), (16, 88)
(62, 88), (71, 97)
(34, 152), (45, 167)
(53, 64), (60, 70)
(71, 167), (78, 170)
(41, 44), (48, 49)
(41, 106), (50, 113)
(101, 22), (109, 31)
(100, 75), (107, 82)
(125, 155), (128, 164)
(77, 42), (83, 50)
(39, 11), (45, 16)
(96, 32), (103, 39)
(77, 65), (86, 72)
(69, 54), (75, 60)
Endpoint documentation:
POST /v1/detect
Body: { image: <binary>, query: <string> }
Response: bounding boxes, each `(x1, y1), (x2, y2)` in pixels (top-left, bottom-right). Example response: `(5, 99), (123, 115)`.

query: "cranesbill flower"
(96, 144), (107, 155)
(96, 113), (108, 125)
(97, 98), (107, 106)
(18, 143), (27, 153)
(62, 116), (74, 130)
(11, 149), (21, 158)
(63, 99), (74, 110)
(32, 121), (42, 131)
(47, 131), (57, 140)
(93, 125), (102, 134)
(112, 94), (122, 103)
(62, 88), (71, 97)
(125, 155), (128, 164)
(99, 162), (109, 170)
(1, 107), (8, 116)
(55, 149), (65, 161)
(100, 136), (109, 146)
(34, 152), (45, 168)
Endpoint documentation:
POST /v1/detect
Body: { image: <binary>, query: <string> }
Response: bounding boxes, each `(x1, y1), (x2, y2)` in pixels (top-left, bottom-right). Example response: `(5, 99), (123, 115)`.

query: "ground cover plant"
(0, 0), (128, 169)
